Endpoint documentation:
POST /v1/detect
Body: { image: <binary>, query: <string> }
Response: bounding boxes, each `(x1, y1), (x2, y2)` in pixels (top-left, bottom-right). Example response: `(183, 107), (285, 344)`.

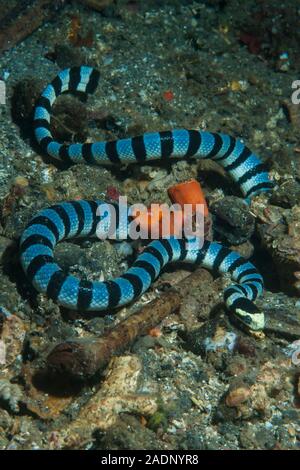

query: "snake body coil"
(20, 66), (273, 330)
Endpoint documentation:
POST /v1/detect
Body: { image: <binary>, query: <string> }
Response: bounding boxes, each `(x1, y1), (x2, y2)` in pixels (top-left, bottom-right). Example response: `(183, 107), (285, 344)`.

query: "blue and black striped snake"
(20, 66), (273, 330)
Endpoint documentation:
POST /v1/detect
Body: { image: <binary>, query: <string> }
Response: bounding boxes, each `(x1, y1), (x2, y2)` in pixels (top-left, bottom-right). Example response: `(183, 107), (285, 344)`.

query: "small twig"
(47, 268), (213, 379)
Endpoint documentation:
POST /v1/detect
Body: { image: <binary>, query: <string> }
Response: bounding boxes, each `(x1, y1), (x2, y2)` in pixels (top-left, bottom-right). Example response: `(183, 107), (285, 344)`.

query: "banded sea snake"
(20, 66), (273, 330)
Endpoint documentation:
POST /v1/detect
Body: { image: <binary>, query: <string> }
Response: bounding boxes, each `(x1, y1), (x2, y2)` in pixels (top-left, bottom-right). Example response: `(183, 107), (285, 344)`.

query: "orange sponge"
(132, 179), (208, 238)
(167, 179), (208, 217)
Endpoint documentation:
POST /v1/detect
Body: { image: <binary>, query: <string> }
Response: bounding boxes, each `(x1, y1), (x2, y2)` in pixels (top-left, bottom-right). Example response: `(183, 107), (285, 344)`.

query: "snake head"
(234, 306), (265, 331)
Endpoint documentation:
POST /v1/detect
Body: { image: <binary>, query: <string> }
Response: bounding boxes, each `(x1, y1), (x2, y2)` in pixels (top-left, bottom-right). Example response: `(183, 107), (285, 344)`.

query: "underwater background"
(0, 0), (299, 450)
